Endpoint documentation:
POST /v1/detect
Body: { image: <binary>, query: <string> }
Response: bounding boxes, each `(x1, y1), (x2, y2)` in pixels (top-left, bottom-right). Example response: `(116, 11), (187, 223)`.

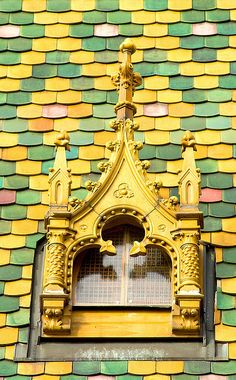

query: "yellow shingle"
(154, 172), (177, 187)
(231, 10), (236, 20)
(22, 0), (46, 12)
(156, 10), (180, 23)
(20, 294), (31, 308)
(29, 174), (49, 191)
(32, 38), (57, 52)
(129, 361), (156, 375)
(68, 159), (90, 174)
(22, 265), (33, 279)
(155, 116), (180, 130)
(205, 62), (230, 75)
(0, 249), (10, 265)
(57, 90), (81, 104)
(54, 117), (79, 131)
(107, 63), (120, 76)
(134, 89), (157, 103)
(43, 130), (59, 146)
(41, 190), (49, 205)
(216, 323), (236, 342)
(5, 279), (31, 296)
(32, 91), (57, 104)
(144, 24), (168, 37)
(167, 160), (183, 173)
(180, 62), (205, 76)
(135, 103), (144, 117)
(2, 146), (27, 161)
(136, 116), (155, 130)
(218, 0), (236, 9)
(0, 327), (18, 345)
(0, 132), (18, 147)
(195, 145), (208, 159)
(70, 51), (94, 64)
(11, 219), (39, 235)
(71, 0), (95, 11)
(145, 376), (170, 380)
(58, 11), (82, 24)
(168, 48), (192, 62)
(82, 63), (107, 77)
(0, 78), (20, 92)
(222, 217), (236, 232)
(132, 36), (156, 49)
(229, 36), (236, 47)
(155, 36), (179, 49)
(217, 48), (236, 62)
(195, 130), (221, 145)
(120, 0), (144, 10)
(158, 89), (182, 103)
(45, 77), (70, 91)
(194, 75), (218, 89)
(71, 175), (82, 190)
(79, 145), (105, 160)
(21, 51), (46, 64)
(168, 102), (194, 117)
(145, 130), (170, 145)
(0, 313), (6, 327)
(169, 0), (192, 9)
(220, 102), (236, 116)
(45, 24), (69, 38)
(212, 232), (236, 246)
(132, 10), (156, 24)
(27, 204), (49, 220)
(94, 76), (115, 90)
(17, 104), (42, 119)
(34, 12), (58, 24)
(57, 37), (81, 51)
(16, 160), (42, 175)
(145, 76), (169, 90)
(0, 66), (7, 77)
(229, 343), (236, 359)
(67, 103), (92, 118)
(8, 64), (32, 79)
(155, 361), (184, 374)
(94, 131), (115, 146)
(218, 159), (236, 173)
(215, 247), (223, 263)
(18, 362), (45, 376)
(5, 345), (15, 360)
(45, 362), (72, 375)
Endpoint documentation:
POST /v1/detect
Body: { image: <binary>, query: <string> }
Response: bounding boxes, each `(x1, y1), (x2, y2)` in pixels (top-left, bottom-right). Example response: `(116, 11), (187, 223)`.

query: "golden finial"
(119, 38), (136, 54)
(181, 130), (196, 153)
(54, 130), (70, 151)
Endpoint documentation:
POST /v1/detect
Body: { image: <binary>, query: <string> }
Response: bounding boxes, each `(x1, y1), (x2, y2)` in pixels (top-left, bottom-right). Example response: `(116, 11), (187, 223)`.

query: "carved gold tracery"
(41, 39), (204, 337)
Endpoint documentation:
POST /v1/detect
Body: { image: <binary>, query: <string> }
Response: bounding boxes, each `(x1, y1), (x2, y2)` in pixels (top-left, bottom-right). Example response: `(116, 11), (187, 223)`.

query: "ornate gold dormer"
(41, 39), (203, 338)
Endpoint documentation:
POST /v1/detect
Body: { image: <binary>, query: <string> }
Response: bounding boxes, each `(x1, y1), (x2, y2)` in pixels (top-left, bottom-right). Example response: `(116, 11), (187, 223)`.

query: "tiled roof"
(0, 0), (236, 376)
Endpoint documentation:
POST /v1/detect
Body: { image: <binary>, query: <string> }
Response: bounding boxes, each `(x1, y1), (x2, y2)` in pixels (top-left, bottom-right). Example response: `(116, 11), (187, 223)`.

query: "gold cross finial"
(112, 38), (142, 120)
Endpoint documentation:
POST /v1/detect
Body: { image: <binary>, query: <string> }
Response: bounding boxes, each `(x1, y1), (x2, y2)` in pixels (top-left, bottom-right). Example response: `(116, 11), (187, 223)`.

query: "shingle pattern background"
(0, 0), (236, 376)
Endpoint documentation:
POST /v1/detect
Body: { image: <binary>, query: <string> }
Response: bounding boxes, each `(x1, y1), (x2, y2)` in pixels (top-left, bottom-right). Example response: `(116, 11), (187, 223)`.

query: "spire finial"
(112, 38), (142, 120)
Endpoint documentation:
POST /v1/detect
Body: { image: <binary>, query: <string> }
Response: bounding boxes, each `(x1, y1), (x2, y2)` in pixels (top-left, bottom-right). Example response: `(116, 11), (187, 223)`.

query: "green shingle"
(222, 310), (236, 326)
(181, 10), (205, 23)
(156, 62), (179, 76)
(0, 295), (19, 312)
(71, 77), (94, 90)
(180, 36), (204, 49)
(66, 146), (79, 159)
(0, 264), (22, 281)
(173, 375), (199, 380)
(4, 175), (28, 190)
(32, 64), (57, 78)
(139, 145), (156, 159)
(199, 202), (208, 217)
(21, 78), (45, 92)
(0, 360), (17, 376)
(73, 361), (101, 375)
(192, 0), (216, 10)
(63, 376), (86, 380)
(83, 10), (107, 23)
(0, 161), (16, 176)
(209, 202), (235, 217)
(211, 361), (236, 375)
(170, 76), (193, 90)
(120, 24), (143, 36)
(19, 326), (29, 344)
(217, 263), (236, 279)
(19, 131), (43, 146)
(184, 361), (211, 375)
(93, 104), (115, 118)
(1, 204), (27, 220)
(217, 288), (235, 309)
(107, 90), (118, 104)
(70, 24), (94, 37)
(207, 89), (231, 103)
(101, 361), (128, 375)
(195, 102), (218, 117)
(147, 159), (167, 173)
(206, 116), (230, 130)
(58, 63), (81, 78)
(7, 91), (31, 105)
(71, 188), (88, 200)
(0, 105), (16, 119)
(0, 220), (11, 235)
(96, 0), (119, 11)
(220, 75), (236, 89)
(222, 129), (236, 144)
(223, 247), (236, 264)
(207, 173), (233, 189)
(144, 0), (167, 10)
(223, 188), (236, 203)
(3, 118), (28, 132)
(205, 35), (229, 49)
(10, 248), (34, 265)
(133, 62), (156, 76)
(168, 23), (192, 36)
(8, 38), (32, 52)
(70, 131), (94, 146)
(144, 49), (167, 62)
(196, 159), (218, 173)
(47, 0), (71, 12)
(183, 89), (206, 103)
(0, 12), (9, 24)
(26, 233), (44, 249)
(107, 10), (131, 24)
(0, 92), (6, 104)
(95, 50), (118, 63)
(10, 12), (34, 25)
(0, 51), (21, 65)
(7, 308), (30, 326)
(82, 90), (106, 104)
(21, 24), (45, 38)
(206, 10), (230, 22)
(157, 144), (181, 160)
(1, 0), (21, 12)
(28, 145), (55, 160)
(83, 36), (106, 51)
(6, 376), (31, 380)
(0, 39), (7, 51)
(218, 22), (236, 35)
(79, 117), (105, 131)
(106, 36), (124, 50)
(193, 48), (217, 62)
(204, 216), (222, 232)
(230, 62), (236, 75)
(42, 159), (56, 174)
(46, 51), (70, 64)
(16, 189), (41, 205)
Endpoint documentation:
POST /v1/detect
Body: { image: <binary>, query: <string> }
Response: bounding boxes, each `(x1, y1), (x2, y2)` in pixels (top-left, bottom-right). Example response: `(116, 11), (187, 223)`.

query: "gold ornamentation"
(130, 241), (147, 257)
(97, 161), (112, 173)
(181, 130), (197, 153)
(99, 240), (116, 256)
(68, 196), (84, 211)
(106, 140), (120, 152)
(114, 183), (134, 198)
(54, 130), (70, 151)
(43, 308), (63, 333)
(125, 118), (139, 131)
(172, 304), (200, 334)
(85, 180), (101, 193)
(46, 242), (66, 290)
(162, 196), (179, 210)
(109, 119), (123, 131)
(180, 241), (200, 288)
(128, 140), (143, 152)
(146, 180), (162, 195)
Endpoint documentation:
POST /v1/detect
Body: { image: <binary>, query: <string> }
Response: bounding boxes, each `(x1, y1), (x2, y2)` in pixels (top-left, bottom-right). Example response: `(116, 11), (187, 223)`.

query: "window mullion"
(120, 227), (129, 306)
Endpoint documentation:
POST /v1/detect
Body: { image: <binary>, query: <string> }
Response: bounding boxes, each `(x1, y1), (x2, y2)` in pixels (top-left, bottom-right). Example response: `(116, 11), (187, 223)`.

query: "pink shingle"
(200, 188), (222, 202)
(0, 190), (16, 204)
(144, 102), (168, 116)
(201, 376), (227, 380)
(94, 24), (119, 37)
(0, 25), (20, 38)
(193, 22), (217, 36)
(42, 104), (67, 118)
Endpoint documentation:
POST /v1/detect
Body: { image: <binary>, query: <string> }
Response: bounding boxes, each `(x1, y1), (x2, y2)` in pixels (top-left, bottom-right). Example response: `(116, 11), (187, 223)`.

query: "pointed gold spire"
(112, 38), (142, 120)
(178, 130), (201, 208)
